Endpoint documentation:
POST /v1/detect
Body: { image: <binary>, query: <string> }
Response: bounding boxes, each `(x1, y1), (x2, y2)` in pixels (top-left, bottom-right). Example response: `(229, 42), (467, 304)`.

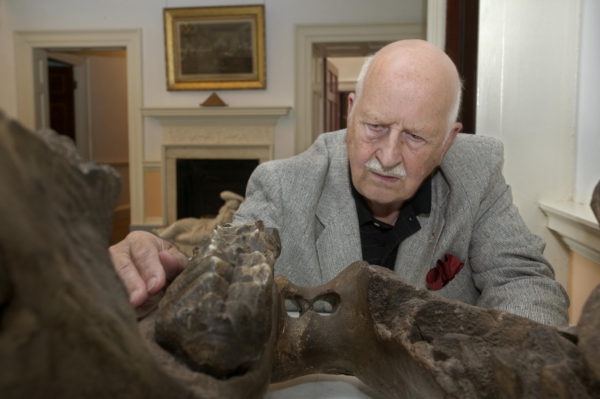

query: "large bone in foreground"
(0, 112), (280, 399)
(0, 113), (191, 398)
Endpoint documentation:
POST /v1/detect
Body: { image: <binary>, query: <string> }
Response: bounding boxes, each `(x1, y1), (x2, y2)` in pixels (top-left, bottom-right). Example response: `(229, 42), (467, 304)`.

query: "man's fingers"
(109, 248), (149, 307)
(158, 244), (188, 282)
(109, 231), (186, 307)
(127, 231), (167, 295)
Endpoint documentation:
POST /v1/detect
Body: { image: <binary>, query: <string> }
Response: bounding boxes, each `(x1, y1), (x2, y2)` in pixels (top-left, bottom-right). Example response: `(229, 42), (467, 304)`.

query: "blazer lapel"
(314, 143), (362, 282)
(394, 171), (449, 287)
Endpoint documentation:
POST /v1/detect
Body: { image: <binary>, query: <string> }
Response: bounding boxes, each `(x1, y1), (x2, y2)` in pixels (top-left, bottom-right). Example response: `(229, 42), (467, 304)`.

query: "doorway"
(34, 46), (130, 244)
(14, 29), (144, 231)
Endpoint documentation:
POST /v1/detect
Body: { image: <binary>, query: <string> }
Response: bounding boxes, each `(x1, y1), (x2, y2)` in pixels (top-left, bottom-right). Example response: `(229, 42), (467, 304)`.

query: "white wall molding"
(143, 161), (161, 169)
(13, 29), (144, 224)
(540, 199), (600, 264)
(142, 107), (290, 118)
(294, 23), (424, 154)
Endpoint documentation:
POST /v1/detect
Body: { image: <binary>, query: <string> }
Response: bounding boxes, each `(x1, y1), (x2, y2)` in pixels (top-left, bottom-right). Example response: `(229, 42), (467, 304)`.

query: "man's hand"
(109, 231), (187, 307)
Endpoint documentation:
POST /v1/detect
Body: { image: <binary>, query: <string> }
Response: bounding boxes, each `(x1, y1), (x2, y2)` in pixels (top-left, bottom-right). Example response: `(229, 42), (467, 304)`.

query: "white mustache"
(364, 158), (406, 178)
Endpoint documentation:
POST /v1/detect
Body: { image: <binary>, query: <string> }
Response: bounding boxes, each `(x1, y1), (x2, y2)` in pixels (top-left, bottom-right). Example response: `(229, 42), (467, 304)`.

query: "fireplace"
(176, 158), (259, 219)
(150, 106), (290, 226)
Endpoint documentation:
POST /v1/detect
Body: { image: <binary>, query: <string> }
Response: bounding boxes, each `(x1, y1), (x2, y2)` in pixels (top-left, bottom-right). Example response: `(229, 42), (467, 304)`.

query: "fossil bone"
(273, 263), (598, 398)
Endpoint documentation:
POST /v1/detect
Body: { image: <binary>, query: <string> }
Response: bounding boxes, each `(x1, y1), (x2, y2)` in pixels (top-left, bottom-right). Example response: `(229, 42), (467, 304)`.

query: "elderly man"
(110, 40), (569, 326)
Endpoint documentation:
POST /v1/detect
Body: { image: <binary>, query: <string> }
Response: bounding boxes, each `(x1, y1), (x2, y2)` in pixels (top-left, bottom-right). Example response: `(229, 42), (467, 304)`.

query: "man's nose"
(376, 131), (403, 169)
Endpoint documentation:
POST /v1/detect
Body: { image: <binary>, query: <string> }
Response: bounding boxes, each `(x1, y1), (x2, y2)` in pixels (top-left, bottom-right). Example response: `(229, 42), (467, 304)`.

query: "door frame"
(14, 29), (144, 224)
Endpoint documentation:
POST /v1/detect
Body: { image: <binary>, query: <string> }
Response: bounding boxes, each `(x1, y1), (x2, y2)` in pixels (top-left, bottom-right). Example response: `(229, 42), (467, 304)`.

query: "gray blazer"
(233, 130), (569, 326)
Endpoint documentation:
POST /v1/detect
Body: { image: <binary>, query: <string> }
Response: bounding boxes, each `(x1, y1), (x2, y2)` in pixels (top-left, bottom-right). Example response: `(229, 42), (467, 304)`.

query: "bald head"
(353, 40), (462, 130)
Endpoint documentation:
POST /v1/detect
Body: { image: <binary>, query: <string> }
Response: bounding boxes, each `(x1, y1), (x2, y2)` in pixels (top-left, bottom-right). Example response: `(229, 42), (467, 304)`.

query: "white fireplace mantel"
(142, 106), (290, 119)
(142, 106), (290, 226)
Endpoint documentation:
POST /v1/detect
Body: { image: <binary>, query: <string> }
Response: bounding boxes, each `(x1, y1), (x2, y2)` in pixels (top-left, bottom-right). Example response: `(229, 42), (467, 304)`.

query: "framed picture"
(163, 5), (265, 90)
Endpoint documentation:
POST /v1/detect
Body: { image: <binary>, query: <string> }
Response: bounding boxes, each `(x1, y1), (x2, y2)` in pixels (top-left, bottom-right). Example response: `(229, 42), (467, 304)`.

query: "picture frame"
(163, 5), (265, 90)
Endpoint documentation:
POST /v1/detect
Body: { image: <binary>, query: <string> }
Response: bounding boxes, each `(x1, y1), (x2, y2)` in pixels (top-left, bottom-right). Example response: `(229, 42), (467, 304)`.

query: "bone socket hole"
(284, 297), (303, 318)
(312, 293), (340, 316)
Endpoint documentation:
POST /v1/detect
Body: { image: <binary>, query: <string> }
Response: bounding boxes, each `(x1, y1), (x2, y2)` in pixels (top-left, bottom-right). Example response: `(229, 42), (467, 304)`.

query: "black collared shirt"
(351, 176), (432, 270)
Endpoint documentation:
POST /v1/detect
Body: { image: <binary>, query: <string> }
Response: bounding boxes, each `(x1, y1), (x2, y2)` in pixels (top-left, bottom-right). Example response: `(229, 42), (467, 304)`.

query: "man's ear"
(441, 122), (462, 154)
(347, 92), (356, 114)
(450, 121), (462, 139)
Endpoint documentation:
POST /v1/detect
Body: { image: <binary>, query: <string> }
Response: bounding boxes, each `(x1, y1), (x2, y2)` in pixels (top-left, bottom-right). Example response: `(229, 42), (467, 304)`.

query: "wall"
(328, 56), (366, 91)
(569, 252), (600, 323)
(0, 0), (424, 161)
(477, 0), (581, 288)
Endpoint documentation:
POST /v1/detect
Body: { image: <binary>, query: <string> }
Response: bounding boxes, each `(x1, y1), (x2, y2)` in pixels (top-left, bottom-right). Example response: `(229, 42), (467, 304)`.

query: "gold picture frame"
(163, 5), (265, 90)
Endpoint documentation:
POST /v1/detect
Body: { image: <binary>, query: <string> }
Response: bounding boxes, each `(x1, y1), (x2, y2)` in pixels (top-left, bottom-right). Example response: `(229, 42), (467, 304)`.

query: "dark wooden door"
(48, 59), (76, 142)
(445, 0), (479, 134)
(339, 91), (351, 130)
(323, 59), (340, 133)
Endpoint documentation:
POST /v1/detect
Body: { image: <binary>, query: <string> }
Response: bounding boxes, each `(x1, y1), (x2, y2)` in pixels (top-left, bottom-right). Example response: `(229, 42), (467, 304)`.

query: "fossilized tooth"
(137, 221), (281, 399)
(273, 262), (599, 399)
(154, 221), (280, 379)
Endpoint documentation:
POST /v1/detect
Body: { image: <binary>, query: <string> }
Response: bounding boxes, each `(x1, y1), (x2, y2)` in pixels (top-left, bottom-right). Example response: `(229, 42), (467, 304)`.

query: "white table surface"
(266, 374), (385, 399)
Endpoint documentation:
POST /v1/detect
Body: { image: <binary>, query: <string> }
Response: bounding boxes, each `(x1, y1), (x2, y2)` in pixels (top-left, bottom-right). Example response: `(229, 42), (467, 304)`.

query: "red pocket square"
(426, 253), (464, 290)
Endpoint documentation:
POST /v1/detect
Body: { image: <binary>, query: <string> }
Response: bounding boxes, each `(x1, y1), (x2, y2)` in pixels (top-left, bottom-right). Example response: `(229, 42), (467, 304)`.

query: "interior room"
(1, 1), (599, 395)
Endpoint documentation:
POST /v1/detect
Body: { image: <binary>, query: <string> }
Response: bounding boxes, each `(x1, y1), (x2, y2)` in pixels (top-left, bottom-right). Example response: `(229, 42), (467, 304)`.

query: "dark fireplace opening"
(176, 159), (259, 219)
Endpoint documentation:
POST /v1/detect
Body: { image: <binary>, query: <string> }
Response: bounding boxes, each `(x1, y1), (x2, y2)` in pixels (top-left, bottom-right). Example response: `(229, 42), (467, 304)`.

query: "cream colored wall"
(328, 56), (366, 91)
(568, 252), (600, 324)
